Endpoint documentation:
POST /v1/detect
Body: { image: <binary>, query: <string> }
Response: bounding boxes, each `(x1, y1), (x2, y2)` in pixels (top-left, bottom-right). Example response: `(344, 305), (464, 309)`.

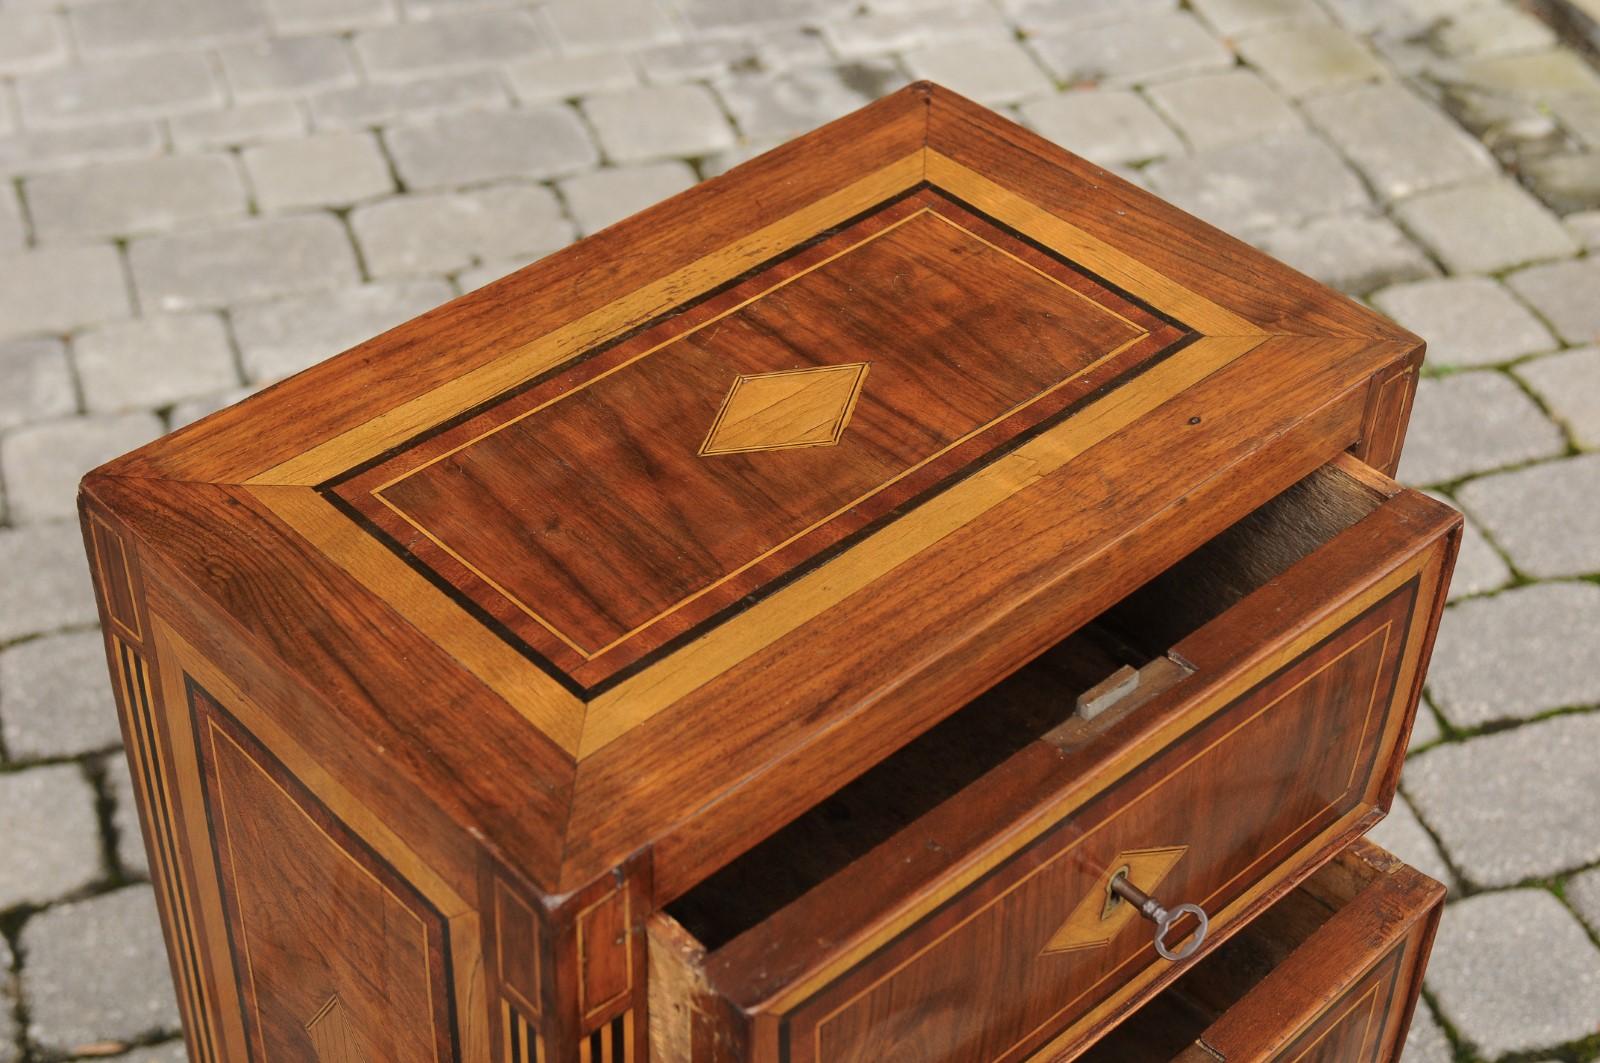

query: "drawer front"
(1192, 848), (1444, 1063)
(768, 564), (1437, 1063)
(1261, 952), (1411, 1063)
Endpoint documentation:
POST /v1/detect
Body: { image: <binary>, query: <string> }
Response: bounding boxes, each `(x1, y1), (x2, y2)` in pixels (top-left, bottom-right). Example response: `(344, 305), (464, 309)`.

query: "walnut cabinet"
(81, 83), (1456, 1063)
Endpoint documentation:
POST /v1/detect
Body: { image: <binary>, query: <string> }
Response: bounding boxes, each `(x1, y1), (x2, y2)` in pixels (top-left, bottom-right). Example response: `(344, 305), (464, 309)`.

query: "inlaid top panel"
(323, 188), (1192, 692)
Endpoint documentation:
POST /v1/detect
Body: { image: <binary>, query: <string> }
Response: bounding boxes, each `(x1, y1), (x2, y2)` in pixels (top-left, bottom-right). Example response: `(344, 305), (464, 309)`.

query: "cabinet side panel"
(187, 681), (457, 1062)
(82, 504), (240, 1063)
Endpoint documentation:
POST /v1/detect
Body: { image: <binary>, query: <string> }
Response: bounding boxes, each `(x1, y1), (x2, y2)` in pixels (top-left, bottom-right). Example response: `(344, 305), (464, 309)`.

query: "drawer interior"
(664, 460), (1392, 951)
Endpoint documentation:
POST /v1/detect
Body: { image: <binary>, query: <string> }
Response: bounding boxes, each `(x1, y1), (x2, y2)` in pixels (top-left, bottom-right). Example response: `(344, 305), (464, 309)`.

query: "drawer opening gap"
(664, 461), (1392, 953)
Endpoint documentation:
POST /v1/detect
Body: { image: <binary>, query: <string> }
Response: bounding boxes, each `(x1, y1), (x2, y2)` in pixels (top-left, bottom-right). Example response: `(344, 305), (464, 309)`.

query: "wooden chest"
(80, 83), (1457, 1063)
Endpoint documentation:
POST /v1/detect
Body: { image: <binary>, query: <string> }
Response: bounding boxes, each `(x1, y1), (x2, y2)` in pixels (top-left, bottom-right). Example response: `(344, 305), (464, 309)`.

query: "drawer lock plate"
(1041, 845), (1188, 956)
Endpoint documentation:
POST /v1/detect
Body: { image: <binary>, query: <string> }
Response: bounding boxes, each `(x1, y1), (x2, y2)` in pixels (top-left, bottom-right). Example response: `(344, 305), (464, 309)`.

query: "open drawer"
(647, 455), (1460, 1063)
(1070, 839), (1445, 1062)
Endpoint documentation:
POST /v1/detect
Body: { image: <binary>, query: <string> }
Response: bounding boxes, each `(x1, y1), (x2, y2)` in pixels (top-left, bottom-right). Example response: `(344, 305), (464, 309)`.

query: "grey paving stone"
(265, 0), (397, 33)
(17, 52), (223, 127)
(0, 524), (100, 643)
(2, 413), (163, 522)
(541, 0), (681, 52)
(310, 71), (509, 130)
(998, 0), (1174, 31)
(1367, 795), (1455, 892)
(105, 755), (149, 878)
(903, 40), (1055, 106)
(1402, 1004), (1454, 1063)
(220, 35), (358, 101)
(352, 185), (572, 277)
(1020, 89), (1183, 167)
(716, 65), (897, 142)
(385, 106), (596, 189)
(1373, 277), (1557, 368)
(636, 38), (752, 82)
(1413, 716), (1600, 893)
(169, 387), (257, 430)
(584, 84), (733, 164)
(0, 245), (132, 339)
(0, 765), (102, 910)
(1144, 70), (1306, 150)
(233, 279), (453, 383)
(1425, 887), (1600, 1056)
(1557, 92), (1600, 151)
(1521, 150), (1600, 214)
(1029, 11), (1235, 87)
(70, 0), (268, 57)
(22, 886), (180, 1053)
(822, 4), (1010, 58)
(1428, 3), (1559, 62)
(1397, 371), (1563, 486)
(1507, 258), (1600, 348)
(244, 131), (394, 210)
(1189, 0), (1325, 34)
(561, 162), (696, 236)
(1147, 133), (1368, 235)
(1566, 209), (1600, 250)
(0, 10), (68, 76)
(1570, 864), (1600, 932)
(750, 26), (836, 72)
(1237, 23), (1387, 98)
(1426, 582), (1600, 727)
(1247, 212), (1436, 295)
(78, 1041), (188, 1063)
(1396, 178), (1579, 274)
(1409, 697), (1443, 748)
(0, 631), (122, 760)
(0, 186), (21, 251)
(1516, 346), (1600, 450)
(1447, 48), (1600, 105)
(506, 53), (638, 103)
(0, 337), (76, 431)
(0, 947), (14, 1063)
(456, 258), (532, 292)
(1303, 82), (1494, 201)
(130, 214), (361, 312)
(170, 100), (307, 149)
(1457, 455), (1600, 579)
(675, 0), (853, 33)
(1431, 498), (1512, 601)
(0, 121), (166, 179)
(75, 314), (240, 413)
(25, 154), (247, 241)
(355, 10), (549, 79)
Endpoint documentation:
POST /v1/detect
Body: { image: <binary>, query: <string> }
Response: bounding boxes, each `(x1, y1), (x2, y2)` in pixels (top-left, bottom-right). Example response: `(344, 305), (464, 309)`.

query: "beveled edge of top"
(79, 83), (1425, 895)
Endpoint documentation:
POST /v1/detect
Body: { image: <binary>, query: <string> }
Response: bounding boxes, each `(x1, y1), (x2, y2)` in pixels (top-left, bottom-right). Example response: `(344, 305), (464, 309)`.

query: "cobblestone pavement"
(0, 0), (1597, 1060)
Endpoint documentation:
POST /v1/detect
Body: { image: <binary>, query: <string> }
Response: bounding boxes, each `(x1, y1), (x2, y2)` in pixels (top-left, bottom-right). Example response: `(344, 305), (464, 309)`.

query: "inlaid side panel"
(773, 583), (1419, 1063)
(109, 635), (223, 1063)
(84, 509), (227, 1063)
(189, 682), (457, 1063)
(502, 1000), (546, 1063)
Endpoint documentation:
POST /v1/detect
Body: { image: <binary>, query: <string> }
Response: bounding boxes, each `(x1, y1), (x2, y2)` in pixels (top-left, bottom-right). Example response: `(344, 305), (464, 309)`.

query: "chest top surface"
(88, 83), (1420, 894)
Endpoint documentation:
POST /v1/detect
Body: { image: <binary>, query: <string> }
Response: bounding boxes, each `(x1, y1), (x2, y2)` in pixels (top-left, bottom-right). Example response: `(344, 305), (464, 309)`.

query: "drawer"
(647, 455), (1459, 1063)
(1070, 839), (1445, 1062)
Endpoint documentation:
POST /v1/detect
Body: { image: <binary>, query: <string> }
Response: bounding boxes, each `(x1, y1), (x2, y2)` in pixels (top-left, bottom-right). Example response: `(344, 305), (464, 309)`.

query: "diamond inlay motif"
(1041, 845), (1189, 956)
(700, 363), (870, 456)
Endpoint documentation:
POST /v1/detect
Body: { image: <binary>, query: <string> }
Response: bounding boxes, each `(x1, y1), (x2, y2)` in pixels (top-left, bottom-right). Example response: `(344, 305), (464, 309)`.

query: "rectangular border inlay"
(317, 182), (1198, 698)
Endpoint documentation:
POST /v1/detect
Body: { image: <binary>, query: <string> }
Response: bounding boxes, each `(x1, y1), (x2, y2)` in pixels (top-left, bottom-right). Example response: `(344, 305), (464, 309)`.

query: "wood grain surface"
(78, 82), (1447, 1063)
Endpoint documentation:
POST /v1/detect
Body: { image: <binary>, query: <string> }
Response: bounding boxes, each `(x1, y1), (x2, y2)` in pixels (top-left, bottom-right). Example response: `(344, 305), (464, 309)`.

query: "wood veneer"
(79, 83), (1450, 1063)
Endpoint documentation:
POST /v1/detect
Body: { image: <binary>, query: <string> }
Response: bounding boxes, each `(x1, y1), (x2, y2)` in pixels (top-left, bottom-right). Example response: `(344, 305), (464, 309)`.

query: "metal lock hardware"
(1106, 867), (1210, 962)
